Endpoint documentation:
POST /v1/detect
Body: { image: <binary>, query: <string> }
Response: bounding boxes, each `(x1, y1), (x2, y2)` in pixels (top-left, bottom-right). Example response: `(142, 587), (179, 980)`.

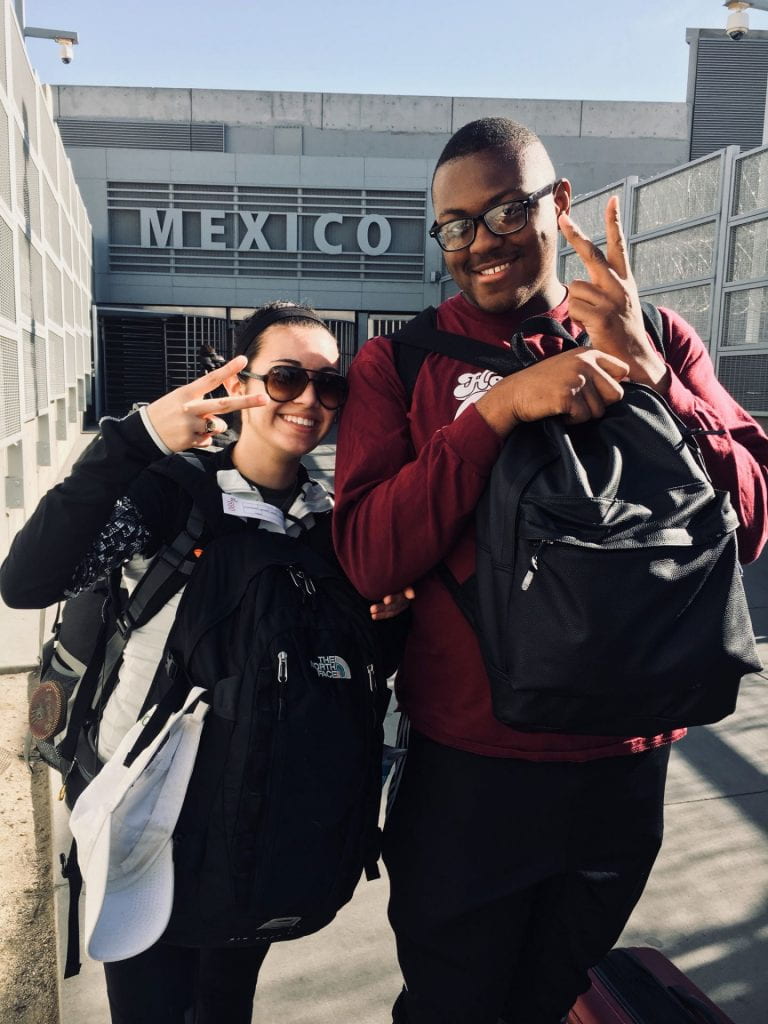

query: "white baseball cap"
(69, 686), (209, 962)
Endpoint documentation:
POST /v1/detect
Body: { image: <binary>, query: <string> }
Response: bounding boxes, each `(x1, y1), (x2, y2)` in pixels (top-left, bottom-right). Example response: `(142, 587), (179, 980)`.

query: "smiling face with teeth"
(227, 322), (339, 487)
(432, 145), (571, 317)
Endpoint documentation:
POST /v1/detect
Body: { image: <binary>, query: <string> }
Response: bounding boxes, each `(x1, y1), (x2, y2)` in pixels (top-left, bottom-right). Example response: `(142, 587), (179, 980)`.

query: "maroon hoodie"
(333, 293), (768, 760)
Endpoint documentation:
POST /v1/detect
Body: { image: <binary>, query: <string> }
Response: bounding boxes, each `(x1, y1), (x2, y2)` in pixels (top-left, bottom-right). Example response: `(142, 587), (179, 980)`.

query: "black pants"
(103, 941), (270, 1024)
(383, 732), (670, 1024)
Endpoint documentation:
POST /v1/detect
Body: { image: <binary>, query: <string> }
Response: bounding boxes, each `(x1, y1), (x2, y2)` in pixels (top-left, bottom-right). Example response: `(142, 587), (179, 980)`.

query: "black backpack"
(113, 452), (389, 947)
(390, 307), (761, 735)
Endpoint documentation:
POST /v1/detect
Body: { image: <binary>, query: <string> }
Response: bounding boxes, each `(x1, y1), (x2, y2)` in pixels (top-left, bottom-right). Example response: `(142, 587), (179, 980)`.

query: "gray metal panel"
(0, 104), (11, 210)
(717, 351), (768, 413)
(56, 118), (225, 152)
(691, 37), (768, 160)
(0, 332), (20, 439)
(0, 213), (15, 321)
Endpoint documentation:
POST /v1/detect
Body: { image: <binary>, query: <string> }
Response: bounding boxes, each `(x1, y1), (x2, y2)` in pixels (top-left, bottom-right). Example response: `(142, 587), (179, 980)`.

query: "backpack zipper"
(277, 650), (288, 719)
(288, 566), (316, 599)
(521, 540), (551, 591)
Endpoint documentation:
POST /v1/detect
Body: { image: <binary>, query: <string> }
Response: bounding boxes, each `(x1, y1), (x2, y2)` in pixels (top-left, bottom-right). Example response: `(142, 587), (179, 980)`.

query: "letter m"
(140, 208), (182, 248)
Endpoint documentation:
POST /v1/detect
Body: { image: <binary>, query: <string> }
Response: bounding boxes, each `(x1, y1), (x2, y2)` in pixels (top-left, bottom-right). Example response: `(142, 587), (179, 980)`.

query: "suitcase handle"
(668, 984), (725, 1024)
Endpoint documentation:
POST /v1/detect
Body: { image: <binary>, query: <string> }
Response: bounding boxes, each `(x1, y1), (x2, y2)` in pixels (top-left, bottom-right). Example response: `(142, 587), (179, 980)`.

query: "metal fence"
(560, 142), (768, 415)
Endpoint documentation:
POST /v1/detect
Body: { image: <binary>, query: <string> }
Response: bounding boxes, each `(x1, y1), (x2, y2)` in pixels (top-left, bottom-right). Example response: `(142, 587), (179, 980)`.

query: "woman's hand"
(145, 356), (266, 451)
(370, 586), (416, 621)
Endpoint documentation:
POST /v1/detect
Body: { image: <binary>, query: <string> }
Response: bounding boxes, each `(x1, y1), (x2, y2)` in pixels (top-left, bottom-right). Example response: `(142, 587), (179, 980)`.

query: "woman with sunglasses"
(1, 301), (411, 1024)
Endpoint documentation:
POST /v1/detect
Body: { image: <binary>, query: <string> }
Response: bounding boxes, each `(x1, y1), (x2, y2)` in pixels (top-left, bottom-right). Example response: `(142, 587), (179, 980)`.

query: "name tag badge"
(222, 493), (285, 528)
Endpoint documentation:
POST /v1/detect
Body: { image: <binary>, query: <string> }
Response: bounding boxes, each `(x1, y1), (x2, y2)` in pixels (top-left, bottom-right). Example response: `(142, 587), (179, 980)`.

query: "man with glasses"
(333, 118), (768, 1024)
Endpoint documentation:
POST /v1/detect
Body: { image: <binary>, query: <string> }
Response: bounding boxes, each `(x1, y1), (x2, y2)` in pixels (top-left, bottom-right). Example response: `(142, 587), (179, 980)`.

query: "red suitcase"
(568, 947), (735, 1024)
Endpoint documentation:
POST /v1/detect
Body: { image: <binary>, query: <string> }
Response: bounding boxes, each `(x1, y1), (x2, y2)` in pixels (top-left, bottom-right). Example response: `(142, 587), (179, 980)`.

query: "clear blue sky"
(18, 0), (743, 102)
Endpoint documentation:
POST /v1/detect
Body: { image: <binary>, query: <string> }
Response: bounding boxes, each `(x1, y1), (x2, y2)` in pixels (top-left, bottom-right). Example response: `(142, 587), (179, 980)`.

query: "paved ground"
(1, 430), (766, 1023)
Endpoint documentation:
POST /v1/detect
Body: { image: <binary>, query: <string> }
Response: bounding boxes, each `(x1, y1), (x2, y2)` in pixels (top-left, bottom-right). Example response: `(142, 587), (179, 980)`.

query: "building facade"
(48, 84), (690, 416)
(0, 0), (93, 556)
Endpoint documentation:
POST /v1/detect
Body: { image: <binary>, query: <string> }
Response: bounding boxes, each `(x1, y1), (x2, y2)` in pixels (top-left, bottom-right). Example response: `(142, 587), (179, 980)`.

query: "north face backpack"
(390, 307), (761, 736)
(116, 452), (389, 947)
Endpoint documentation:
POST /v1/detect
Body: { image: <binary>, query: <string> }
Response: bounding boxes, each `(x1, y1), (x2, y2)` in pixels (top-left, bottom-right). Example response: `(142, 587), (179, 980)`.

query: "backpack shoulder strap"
(390, 307), (534, 405)
(640, 302), (667, 360)
(390, 308), (438, 404)
(56, 455), (211, 767)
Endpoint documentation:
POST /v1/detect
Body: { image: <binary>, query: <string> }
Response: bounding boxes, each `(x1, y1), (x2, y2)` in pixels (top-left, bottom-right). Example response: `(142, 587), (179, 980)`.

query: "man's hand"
(475, 347), (629, 438)
(146, 356), (266, 451)
(558, 196), (670, 392)
(370, 587), (416, 621)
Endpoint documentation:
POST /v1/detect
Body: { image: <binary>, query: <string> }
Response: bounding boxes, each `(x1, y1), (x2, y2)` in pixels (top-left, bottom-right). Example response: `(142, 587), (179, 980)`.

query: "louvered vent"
(56, 118), (225, 152)
(10, 23), (37, 148)
(39, 111), (59, 189)
(43, 177), (60, 256)
(15, 128), (41, 238)
(0, 0), (7, 94)
(65, 331), (76, 384)
(718, 353), (768, 412)
(0, 334), (21, 440)
(63, 273), (74, 325)
(0, 105), (11, 209)
(0, 215), (15, 321)
(22, 330), (37, 420)
(18, 231), (44, 321)
(22, 328), (49, 414)
(75, 328), (84, 377)
(45, 255), (62, 325)
(691, 37), (768, 159)
(48, 329), (65, 399)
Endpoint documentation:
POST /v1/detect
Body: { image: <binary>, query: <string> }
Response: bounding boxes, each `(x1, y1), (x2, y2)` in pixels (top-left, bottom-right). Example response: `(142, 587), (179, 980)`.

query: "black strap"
(60, 839), (82, 978)
(390, 303), (669, 630)
(640, 301), (667, 359)
(392, 308), (530, 382)
(56, 473), (208, 768)
(115, 502), (205, 636)
(56, 585), (115, 765)
(390, 303), (668, 404)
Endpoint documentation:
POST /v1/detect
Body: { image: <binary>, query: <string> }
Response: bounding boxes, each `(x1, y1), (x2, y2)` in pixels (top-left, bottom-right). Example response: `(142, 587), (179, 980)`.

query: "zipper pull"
(366, 665), (378, 724)
(521, 541), (546, 591)
(59, 758), (77, 801)
(288, 566), (316, 598)
(277, 650), (288, 719)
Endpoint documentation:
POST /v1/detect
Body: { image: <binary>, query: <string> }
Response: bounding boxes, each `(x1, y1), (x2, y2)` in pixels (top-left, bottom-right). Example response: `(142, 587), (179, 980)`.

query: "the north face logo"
(311, 655), (352, 679)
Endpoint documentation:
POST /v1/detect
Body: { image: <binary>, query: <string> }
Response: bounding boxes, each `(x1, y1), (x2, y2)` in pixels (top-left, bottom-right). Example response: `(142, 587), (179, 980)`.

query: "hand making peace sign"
(558, 195), (670, 393)
(145, 355), (267, 452)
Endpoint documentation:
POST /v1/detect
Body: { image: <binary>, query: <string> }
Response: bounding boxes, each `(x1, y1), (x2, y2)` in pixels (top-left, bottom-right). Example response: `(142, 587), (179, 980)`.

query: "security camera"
(729, 0), (753, 39)
(57, 38), (74, 64)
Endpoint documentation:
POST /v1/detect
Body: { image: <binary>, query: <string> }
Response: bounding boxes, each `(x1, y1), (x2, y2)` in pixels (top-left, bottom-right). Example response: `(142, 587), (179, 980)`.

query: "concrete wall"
(51, 85), (690, 197)
(47, 85), (690, 315)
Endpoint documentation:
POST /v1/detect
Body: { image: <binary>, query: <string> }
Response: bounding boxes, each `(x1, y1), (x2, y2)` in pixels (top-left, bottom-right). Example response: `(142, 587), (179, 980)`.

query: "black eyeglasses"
(238, 364), (349, 410)
(429, 182), (558, 252)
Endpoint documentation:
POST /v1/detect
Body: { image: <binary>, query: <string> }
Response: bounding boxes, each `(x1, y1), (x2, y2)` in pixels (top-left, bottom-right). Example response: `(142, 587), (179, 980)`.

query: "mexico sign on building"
(107, 181), (427, 280)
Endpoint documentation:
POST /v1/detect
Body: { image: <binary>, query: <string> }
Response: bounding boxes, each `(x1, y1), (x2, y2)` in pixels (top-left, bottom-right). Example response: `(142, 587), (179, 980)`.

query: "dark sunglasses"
(237, 364), (349, 410)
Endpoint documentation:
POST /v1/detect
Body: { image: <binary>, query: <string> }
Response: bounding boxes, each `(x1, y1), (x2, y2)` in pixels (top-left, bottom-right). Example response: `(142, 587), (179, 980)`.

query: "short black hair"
(433, 118), (543, 181)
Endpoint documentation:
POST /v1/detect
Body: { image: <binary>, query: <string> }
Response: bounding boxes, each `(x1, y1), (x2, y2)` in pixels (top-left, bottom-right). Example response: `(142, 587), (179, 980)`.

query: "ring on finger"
(204, 418), (216, 434)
